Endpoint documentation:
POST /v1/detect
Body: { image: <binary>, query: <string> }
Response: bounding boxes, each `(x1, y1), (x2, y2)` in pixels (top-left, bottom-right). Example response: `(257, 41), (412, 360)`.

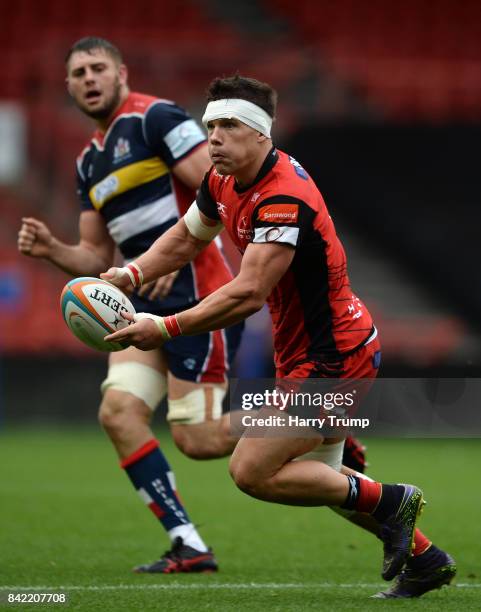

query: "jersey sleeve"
(195, 170), (221, 221)
(250, 195), (315, 247)
(76, 162), (94, 211)
(143, 101), (206, 167)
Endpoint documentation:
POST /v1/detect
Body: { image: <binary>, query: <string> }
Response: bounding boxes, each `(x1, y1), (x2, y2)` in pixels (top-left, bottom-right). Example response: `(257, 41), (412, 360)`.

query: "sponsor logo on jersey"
(289, 156), (308, 180)
(179, 122), (198, 139)
(113, 137), (131, 163)
(213, 168), (230, 181)
(165, 119), (205, 160)
(347, 296), (363, 320)
(265, 227), (284, 242)
(251, 191), (261, 203)
(217, 202), (228, 217)
(94, 174), (120, 205)
(257, 204), (299, 223)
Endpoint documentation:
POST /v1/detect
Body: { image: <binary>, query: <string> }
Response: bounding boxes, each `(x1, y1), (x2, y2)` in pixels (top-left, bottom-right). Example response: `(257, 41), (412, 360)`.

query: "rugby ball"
(60, 277), (136, 352)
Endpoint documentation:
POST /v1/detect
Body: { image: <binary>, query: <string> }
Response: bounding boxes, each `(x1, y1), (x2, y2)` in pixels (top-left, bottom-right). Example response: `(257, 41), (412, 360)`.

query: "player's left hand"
(137, 271), (179, 300)
(104, 312), (167, 351)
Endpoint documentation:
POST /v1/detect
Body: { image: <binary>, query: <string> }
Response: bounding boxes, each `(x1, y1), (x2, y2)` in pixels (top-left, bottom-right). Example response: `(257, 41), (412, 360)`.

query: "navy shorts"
(163, 323), (244, 383)
(131, 293), (244, 383)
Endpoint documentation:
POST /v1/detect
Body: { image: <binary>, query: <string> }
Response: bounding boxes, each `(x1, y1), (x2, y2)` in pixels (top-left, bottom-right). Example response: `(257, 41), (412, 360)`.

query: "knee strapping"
(101, 362), (167, 411)
(167, 386), (225, 425)
(294, 440), (345, 472)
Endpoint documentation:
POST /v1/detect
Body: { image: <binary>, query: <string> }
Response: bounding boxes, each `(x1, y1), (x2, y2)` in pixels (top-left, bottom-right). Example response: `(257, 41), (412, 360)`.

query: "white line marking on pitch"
(0, 583), (479, 591)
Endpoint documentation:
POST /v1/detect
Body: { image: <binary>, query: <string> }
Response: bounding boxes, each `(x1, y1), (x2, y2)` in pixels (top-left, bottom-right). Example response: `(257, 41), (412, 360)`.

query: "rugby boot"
(372, 549), (456, 598)
(133, 537), (218, 574)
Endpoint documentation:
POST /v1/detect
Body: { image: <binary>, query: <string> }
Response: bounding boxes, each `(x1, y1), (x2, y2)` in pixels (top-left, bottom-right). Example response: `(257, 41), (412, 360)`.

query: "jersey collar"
(234, 147), (279, 193)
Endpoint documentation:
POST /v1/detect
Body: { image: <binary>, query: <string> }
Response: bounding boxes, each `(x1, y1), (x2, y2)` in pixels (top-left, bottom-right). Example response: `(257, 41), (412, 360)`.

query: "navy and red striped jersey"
(76, 92), (232, 312)
(196, 148), (375, 371)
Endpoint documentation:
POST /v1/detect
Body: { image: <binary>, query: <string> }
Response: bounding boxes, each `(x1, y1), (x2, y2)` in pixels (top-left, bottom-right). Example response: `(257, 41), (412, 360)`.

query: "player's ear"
(257, 132), (268, 143)
(119, 63), (128, 86)
(65, 76), (73, 97)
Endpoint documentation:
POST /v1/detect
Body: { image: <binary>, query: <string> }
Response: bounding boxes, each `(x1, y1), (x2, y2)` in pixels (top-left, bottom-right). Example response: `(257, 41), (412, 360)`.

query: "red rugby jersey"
(196, 148), (375, 371)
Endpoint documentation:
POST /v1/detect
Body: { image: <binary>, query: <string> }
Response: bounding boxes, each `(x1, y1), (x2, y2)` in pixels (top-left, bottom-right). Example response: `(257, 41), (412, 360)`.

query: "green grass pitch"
(0, 428), (480, 611)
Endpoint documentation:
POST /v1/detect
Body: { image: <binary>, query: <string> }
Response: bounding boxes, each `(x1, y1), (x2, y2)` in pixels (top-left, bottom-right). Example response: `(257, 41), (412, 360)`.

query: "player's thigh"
(231, 434), (321, 482)
(100, 346), (169, 418)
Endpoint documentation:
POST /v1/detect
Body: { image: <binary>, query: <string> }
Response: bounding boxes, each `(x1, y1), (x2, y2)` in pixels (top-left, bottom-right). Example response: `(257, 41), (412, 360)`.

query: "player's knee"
(167, 386), (225, 426)
(98, 390), (136, 433)
(229, 456), (261, 496)
(219, 412), (232, 440)
(171, 427), (208, 460)
(171, 419), (231, 460)
(166, 385), (229, 459)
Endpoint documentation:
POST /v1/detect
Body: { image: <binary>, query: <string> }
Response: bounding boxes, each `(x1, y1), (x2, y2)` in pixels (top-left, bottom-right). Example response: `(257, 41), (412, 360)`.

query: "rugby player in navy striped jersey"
(18, 37), (244, 574)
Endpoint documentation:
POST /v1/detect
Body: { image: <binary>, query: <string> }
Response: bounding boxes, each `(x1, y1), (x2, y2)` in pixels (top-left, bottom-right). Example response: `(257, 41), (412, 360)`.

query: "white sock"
(168, 523), (208, 552)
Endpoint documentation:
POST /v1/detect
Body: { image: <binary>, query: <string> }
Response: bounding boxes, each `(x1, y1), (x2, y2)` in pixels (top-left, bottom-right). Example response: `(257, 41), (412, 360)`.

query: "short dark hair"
(65, 37), (123, 66)
(206, 75), (277, 119)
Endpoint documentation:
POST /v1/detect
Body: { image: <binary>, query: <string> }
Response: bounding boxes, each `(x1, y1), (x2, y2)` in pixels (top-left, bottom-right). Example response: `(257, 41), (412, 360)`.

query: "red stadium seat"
(265, 0), (481, 120)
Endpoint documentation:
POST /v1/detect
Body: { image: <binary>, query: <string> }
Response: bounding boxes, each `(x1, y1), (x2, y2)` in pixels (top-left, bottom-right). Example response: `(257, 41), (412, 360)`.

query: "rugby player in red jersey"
(18, 37), (245, 574)
(103, 75), (456, 598)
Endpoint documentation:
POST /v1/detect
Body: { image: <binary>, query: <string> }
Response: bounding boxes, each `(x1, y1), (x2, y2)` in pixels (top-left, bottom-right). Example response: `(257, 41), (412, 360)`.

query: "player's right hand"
(101, 262), (144, 293)
(17, 217), (54, 258)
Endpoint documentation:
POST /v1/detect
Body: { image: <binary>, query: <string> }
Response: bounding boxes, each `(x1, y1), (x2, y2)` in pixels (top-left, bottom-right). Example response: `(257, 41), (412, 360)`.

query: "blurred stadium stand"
(266, 0), (481, 121)
(1, 0), (480, 421)
(285, 123), (481, 373)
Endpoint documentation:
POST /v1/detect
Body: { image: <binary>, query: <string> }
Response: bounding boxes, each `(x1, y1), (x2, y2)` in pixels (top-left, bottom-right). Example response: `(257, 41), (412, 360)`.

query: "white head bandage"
(202, 99), (273, 137)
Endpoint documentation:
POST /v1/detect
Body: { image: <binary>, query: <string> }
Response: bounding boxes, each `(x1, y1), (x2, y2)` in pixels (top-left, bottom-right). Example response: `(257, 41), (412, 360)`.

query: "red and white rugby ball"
(60, 277), (136, 352)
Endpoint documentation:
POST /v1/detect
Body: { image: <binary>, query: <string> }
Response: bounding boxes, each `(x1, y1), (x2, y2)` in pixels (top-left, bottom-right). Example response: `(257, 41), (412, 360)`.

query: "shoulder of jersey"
(76, 92), (178, 164)
(276, 150), (312, 188)
(129, 92), (177, 116)
(77, 140), (93, 166)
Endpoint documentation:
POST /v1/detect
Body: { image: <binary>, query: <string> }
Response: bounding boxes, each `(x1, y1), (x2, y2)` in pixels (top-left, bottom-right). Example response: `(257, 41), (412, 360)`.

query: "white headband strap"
(202, 98), (272, 137)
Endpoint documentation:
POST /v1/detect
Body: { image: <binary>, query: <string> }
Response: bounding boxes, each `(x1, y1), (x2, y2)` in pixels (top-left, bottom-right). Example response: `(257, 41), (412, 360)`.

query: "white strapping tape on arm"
(124, 262), (144, 288)
(184, 202), (224, 242)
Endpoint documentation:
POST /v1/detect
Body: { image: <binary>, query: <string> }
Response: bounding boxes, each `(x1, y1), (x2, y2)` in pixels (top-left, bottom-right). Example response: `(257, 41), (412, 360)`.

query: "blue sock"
(121, 439), (190, 531)
(407, 544), (447, 570)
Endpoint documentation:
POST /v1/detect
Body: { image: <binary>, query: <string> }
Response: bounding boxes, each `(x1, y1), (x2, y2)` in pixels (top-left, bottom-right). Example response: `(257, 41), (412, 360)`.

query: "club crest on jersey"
(237, 216), (253, 240)
(113, 137), (131, 163)
(289, 156), (308, 180)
